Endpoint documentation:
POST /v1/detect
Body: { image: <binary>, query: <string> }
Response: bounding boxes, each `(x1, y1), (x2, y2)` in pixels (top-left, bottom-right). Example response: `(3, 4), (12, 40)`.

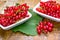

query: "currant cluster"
(37, 21), (54, 35)
(36, 1), (60, 18)
(0, 3), (29, 27)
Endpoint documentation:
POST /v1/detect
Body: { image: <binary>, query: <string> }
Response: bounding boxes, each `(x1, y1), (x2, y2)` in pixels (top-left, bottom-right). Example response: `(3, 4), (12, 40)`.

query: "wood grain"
(0, 0), (60, 40)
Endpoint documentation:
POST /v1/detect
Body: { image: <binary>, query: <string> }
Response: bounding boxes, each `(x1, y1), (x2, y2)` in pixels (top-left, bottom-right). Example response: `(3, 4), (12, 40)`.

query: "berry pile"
(0, 3), (29, 27)
(37, 21), (54, 35)
(36, 1), (60, 18)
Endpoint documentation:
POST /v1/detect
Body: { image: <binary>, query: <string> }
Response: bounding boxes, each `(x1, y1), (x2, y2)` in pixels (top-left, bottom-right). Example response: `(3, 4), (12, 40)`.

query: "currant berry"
(44, 30), (48, 33)
(37, 28), (41, 35)
(48, 27), (52, 32)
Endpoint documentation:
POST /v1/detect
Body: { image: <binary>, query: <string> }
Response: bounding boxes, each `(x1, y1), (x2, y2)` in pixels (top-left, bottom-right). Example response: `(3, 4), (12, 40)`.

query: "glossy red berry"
(44, 30), (48, 33)
(37, 27), (41, 35)
(39, 24), (44, 29)
(43, 21), (47, 25)
(43, 26), (47, 30)
(48, 27), (52, 32)
(47, 22), (53, 27)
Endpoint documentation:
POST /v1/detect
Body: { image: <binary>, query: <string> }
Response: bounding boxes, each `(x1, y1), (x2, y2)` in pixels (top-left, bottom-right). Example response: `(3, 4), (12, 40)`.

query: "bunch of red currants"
(37, 21), (54, 35)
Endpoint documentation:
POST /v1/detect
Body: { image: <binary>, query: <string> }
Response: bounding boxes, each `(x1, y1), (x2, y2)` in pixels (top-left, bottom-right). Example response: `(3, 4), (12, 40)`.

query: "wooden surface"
(0, 0), (60, 40)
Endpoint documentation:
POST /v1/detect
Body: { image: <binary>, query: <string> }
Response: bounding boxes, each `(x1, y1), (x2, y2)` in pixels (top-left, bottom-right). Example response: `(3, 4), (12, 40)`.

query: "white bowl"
(33, 3), (60, 22)
(0, 12), (32, 30)
(0, 1), (32, 30)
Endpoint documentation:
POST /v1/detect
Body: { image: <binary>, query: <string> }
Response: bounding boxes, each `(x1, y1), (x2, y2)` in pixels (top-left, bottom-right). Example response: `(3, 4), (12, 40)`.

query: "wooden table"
(0, 0), (60, 40)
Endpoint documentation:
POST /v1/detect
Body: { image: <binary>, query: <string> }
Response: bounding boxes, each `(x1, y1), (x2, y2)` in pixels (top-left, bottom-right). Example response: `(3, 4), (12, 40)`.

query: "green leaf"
(11, 9), (43, 36)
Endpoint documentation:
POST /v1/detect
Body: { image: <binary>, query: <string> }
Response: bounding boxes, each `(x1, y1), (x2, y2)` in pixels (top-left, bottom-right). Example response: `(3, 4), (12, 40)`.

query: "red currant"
(37, 27), (41, 35)
(48, 27), (52, 32)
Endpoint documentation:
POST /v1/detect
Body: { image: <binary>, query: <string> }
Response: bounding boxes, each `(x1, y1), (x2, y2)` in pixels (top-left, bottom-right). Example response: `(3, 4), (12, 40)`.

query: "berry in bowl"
(33, 1), (60, 22)
(0, 3), (32, 30)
